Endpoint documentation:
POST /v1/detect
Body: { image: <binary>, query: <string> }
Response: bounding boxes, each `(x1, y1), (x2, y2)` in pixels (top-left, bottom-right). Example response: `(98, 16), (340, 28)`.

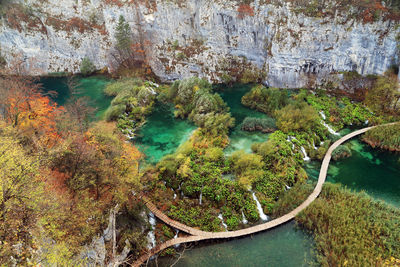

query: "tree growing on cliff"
(115, 15), (132, 54)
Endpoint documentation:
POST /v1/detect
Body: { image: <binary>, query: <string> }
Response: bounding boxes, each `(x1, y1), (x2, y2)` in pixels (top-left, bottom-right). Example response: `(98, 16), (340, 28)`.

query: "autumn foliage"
(0, 73), (143, 265)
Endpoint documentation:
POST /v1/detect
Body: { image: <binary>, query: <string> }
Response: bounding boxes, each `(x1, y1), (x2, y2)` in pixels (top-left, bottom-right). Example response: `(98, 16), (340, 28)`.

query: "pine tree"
(115, 15), (132, 53)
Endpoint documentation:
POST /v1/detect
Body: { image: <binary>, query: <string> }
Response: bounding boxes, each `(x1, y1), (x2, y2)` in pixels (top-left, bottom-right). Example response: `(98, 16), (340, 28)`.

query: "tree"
(0, 121), (44, 265)
(79, 57), (96, 76)
(115, 15), (132, 52)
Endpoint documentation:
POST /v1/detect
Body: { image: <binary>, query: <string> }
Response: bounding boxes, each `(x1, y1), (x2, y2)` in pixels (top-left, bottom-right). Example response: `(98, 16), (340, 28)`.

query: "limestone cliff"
(0, 0), (399, 88)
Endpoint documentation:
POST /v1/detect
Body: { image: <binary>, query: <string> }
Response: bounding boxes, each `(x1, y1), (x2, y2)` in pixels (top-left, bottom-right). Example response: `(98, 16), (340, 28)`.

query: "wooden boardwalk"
(133, 124), (394, 266)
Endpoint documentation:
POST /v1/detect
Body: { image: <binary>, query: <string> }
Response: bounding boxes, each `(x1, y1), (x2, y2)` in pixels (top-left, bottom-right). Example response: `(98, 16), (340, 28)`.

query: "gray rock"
(0, 0), (398, 87)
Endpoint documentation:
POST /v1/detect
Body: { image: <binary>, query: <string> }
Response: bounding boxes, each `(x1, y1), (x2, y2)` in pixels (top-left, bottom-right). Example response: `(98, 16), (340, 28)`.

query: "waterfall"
(321, 121), (340, 136)
(251, 192), (269, 221)
(365, 120), (369, 125)
(312, 140), (318, 150)
(147, 212), (156, 249)
(173, 229), (180, 248)
(199, 190), (203, 205)
(242, 211), (248, 224)
(173, 193), (177, 199)
(218, 213), (228, 230)
(285, 184), (291, 190)
(300, 146), (311, 161)
(319, 111), (326, 120)
(286, 136), (296, 150)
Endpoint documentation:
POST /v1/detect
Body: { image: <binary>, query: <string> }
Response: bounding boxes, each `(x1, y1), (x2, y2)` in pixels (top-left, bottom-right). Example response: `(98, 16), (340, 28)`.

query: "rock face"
(0, 0), (398, 87)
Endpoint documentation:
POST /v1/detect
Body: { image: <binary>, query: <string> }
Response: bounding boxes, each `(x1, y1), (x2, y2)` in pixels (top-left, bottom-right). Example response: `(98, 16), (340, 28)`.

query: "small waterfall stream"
(242, 211), (248, 224)
(147, 212), (157, 249)
(300, 146), (311, 161)
(251, 192), (269, 221)
(218, 213), (228, 230)
(322, 121), (340, 136)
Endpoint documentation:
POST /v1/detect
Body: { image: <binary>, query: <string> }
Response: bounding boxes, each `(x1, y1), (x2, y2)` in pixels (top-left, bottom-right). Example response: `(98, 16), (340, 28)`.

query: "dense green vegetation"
(142, 78), (313, 231)
(104, 78), (159, 137)
(169, 77), (235, 135)
(363, 123), (400, 151)
(241, 85), (288, 115)
(241, 117), (276, 132)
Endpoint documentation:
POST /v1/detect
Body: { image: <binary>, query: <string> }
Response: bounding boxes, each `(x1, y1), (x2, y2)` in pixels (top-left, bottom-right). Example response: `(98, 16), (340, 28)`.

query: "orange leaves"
(13, 96), (64, 148)
(237, 4), (254, 19)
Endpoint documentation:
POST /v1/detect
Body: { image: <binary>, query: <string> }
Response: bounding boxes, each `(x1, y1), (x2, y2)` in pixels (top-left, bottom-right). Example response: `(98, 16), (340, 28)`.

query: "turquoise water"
(155, 221), (315, 267)
(305, 138), (400, 207)
(134, 103), (196, 165)
(216, 84), (271, 154)
(39, 76), (112, 119)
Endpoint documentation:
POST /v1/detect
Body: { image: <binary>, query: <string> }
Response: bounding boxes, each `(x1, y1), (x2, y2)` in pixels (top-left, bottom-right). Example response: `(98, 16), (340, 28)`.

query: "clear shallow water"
(305, 138), (400, 207)
(134, 103), (196, 165)
(39, 76), (112, 119)
(216, 84), (271, 154)
(155, 221), (315, 267)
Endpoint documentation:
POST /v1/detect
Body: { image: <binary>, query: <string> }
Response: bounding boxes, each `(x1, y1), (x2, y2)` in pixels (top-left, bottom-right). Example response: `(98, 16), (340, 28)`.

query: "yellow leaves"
(177, 157), (192, 178)
(193, 85), (200, 92)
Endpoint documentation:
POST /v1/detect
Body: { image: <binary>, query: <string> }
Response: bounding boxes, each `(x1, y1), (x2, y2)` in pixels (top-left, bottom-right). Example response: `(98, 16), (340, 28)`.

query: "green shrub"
(241, 85), (288, 115)
(79, 57), (96, 76)
(241, 117), (276, 132)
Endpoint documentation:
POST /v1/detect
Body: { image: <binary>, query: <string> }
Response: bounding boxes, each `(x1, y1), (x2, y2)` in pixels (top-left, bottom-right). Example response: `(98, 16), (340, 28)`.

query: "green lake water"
(306, 138), (400, 207)
(216, 84), (270, 154)
(134, 103), (196, 165)
(39, 76), (112, 119)
(155, 221), (315, 267)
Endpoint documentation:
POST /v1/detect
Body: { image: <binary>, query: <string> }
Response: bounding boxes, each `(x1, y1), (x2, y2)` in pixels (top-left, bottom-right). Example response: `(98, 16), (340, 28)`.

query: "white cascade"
(319, 111), (326, 120)
(285, 184), (291, 190)
(321, 121), (340, 136)
(300, 146), (311, 161)
(312, 140), (318, 150)
(251, 192), (269, 221)
(173, 193), (177, 199)
(199, 190), (203, 205)
(147, 212), (156, 249)
(218, 214), (228, 230)
(242, 211), (248, 224)
(174, 229), (180, 248)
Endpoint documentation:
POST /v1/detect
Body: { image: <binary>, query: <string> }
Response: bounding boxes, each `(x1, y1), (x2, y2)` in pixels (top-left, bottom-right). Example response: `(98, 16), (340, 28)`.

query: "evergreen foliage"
(115, 15), (132, 53)
(79, 57), (96, 76)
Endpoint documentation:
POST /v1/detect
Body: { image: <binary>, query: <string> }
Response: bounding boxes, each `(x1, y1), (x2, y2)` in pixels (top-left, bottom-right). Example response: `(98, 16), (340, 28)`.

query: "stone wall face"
(0, 0), (398, 87)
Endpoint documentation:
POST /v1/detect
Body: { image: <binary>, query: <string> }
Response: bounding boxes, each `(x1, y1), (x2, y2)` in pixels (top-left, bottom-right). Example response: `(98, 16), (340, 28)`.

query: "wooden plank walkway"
(133, 123), (396, 266)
